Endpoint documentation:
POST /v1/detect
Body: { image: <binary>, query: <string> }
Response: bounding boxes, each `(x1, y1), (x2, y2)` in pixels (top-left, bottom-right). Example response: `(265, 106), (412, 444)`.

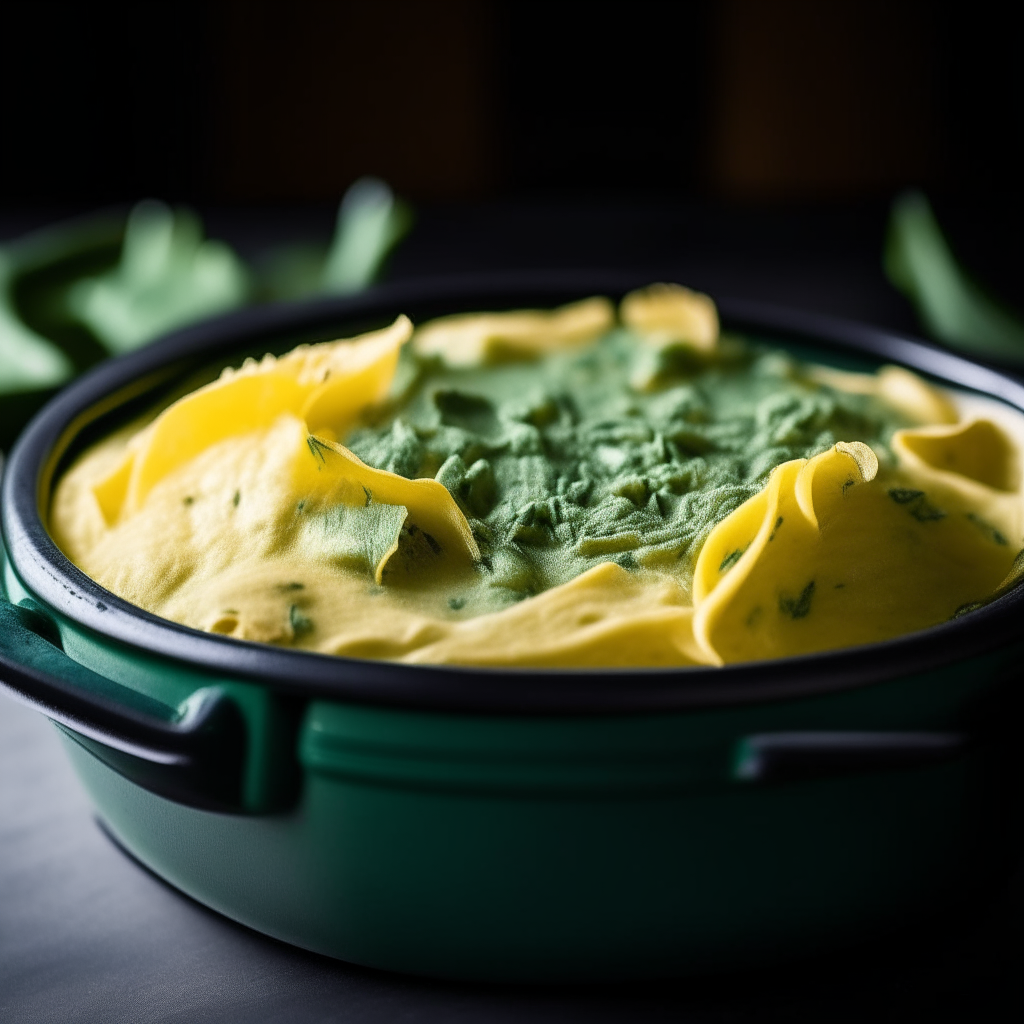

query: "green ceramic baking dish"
(2, 273), (1024, 982)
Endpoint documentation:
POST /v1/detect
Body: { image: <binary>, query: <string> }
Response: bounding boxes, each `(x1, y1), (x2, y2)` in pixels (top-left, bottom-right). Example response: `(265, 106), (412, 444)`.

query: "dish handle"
(732, 730), (968, 784)
(0, 597), (247, 812)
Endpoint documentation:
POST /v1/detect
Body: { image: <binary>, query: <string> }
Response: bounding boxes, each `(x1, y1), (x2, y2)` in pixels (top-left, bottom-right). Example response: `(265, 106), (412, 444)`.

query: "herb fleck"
(306, 435), (332, 467)
(779, 580), (815, 619)
(289, 604), (313, 636)
(888, 488), (924, 504)
(183, 496), (194, 506)
(448, 597), (467, 610)
(966, 512), (1008, 545)
(232, 490), (241, 507)
(719, 548), (744, 572)
(768, 516), (784, 540)
(909, 500), (945, 522)
(888, 487), (944, 522)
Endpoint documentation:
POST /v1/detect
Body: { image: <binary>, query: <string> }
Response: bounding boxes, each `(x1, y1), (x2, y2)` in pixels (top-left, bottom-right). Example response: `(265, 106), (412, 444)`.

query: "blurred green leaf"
(257, 179), (413, 302)
(886, 191), (1024, 365)
(0, 183), (413, 448)
(0, 262), (74, 393)
(320, 177), (412, 294)
(67, 200), (251, 354)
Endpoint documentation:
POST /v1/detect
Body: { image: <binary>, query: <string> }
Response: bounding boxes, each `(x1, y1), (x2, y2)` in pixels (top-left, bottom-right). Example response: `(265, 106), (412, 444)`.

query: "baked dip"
(50, 286), (1024, 667)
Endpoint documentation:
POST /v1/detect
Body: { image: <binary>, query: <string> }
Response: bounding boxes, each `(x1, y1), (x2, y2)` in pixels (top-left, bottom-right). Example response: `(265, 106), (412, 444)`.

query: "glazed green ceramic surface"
(59, 679), (1000, 981)
(6, 540), (1017, 978)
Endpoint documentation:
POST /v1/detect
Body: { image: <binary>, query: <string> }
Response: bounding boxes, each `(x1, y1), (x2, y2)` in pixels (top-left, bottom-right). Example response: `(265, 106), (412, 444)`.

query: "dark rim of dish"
(5, 270), (1024, 715)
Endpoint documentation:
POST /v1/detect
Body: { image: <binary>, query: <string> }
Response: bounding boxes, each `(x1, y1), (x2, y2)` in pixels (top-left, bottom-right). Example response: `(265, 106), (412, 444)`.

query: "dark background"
(4, 0), (1022, 202)
(1, 0), (1022, 309)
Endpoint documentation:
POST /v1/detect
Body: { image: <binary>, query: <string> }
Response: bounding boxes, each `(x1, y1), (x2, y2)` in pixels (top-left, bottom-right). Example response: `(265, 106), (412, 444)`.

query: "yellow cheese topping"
(50, 287), (1024, 667)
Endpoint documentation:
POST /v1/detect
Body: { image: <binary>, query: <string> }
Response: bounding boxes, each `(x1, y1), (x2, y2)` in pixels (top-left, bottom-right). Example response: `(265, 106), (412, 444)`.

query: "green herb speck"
(719, 548), (744, 572)
(779, 580), (815, 619)
(306, 435), (332, 467)
(289, 604), (313, 636)
(910, 501), (945, 522)
(889, 487), (944, 522)
(888, 488), (924, 504)
(966, 512), (1008, 545)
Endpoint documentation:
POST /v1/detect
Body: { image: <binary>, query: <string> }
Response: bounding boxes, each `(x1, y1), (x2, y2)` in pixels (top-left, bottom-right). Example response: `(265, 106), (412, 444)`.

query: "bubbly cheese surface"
(50, 286), (1024, 667)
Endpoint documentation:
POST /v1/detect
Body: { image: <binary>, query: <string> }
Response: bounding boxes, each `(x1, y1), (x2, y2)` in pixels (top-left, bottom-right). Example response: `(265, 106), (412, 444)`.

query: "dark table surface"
(2, 198), (1023, 1022)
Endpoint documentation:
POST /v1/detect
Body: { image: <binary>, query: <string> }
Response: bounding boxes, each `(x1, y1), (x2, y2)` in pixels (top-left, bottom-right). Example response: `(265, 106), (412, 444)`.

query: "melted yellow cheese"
(691, 436), (1018, 663)
(619, 282), (720, 351)
(412, 296), (614, 366)
(49, 294), (1024, 668)
(94, 316), (412, 522)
